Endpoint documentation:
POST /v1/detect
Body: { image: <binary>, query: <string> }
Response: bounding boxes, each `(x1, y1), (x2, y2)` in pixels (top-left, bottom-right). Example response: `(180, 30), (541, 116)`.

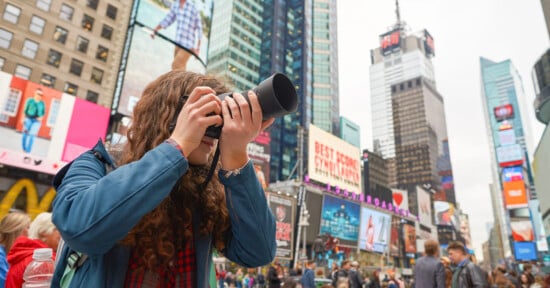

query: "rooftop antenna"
(395, 0), (402, 30)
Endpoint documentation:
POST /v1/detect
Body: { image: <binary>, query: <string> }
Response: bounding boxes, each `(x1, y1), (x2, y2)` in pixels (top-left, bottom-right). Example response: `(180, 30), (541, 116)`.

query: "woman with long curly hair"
(51, 70), (277, 287)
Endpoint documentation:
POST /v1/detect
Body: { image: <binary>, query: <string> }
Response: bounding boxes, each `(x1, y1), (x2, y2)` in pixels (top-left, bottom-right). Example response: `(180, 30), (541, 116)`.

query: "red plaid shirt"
(124, 239), (196, 287)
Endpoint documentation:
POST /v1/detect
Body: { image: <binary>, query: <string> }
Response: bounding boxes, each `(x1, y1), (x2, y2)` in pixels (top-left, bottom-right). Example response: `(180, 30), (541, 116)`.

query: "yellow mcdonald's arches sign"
(0, 178), (56, 219)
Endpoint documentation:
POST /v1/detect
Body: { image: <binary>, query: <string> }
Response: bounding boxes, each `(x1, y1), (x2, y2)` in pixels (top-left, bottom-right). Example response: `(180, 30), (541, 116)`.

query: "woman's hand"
(219, 91), (274, 170)
(169, 86), (222, 157)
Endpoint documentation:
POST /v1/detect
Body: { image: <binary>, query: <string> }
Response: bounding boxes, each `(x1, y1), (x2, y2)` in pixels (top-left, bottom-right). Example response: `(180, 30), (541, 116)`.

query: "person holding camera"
(50, 70), (277, 287)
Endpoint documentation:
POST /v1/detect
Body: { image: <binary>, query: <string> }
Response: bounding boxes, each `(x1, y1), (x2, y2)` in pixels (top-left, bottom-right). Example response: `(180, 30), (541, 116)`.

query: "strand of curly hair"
(118, 70), (231, 272)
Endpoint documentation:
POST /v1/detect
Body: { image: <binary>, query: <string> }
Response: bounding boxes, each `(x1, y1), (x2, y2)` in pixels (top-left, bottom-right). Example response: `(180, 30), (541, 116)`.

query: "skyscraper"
(369, 27), (436, 188)
(480, 57), (537, 258)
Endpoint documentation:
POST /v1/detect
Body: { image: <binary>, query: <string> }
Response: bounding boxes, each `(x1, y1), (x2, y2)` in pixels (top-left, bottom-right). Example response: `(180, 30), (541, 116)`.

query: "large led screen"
(359, 207), (391, 253)
(320, 195), (360, 245)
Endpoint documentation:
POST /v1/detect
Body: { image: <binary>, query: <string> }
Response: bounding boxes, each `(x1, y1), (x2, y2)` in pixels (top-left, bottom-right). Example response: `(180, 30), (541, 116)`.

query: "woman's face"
(521, 274), (528, 283)
(42, 228), (61, 251)
(186, 136), (218, 165)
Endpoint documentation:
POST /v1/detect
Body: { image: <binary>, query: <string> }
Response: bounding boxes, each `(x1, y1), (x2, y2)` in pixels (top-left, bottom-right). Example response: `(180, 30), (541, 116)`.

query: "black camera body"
(204, 73), (298, 139)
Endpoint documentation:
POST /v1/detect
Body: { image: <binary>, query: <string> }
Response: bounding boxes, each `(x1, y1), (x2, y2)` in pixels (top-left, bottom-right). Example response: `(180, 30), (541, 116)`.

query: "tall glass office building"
(480, 57), (537, 259)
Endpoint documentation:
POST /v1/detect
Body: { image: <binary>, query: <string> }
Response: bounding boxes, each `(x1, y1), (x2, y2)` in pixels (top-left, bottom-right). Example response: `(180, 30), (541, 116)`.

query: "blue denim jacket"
(51, 140), (276, 287)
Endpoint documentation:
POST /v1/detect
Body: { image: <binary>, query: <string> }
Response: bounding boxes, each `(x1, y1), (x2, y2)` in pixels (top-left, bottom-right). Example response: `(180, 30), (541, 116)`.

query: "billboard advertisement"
(494, 104), (514, 122)
(403, 222), (417, 254)
(308, 124), (361, 194)
(268, 193), (295, 260)
(392, 189), (408, 212)
(459, 214), (472, 248)
(496, 144), (524, 167)
(0, 72), (109, 174)
(390, 216), (401, 257)
(529, 200), (549, 252)
(503, 180), (528, 209)
(247, 131), (270, 189)
(502, 167), (524, 182)
(423, 29), (435, 57)
(135, 0), (212, 67)
(320, 195), (360, 245)
(417, 186), (432, 227)
(359, 207), (391, 253)
(509, 208), (534, 242)
(380, 29), (401, 55)
(513, 241), (537, 261)
(434, 201), (459, 227)
(498, 128), (516, 146)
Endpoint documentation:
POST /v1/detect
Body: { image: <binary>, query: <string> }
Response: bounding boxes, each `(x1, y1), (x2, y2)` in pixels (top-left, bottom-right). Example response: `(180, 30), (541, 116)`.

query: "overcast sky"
(337, 0), (549, 258)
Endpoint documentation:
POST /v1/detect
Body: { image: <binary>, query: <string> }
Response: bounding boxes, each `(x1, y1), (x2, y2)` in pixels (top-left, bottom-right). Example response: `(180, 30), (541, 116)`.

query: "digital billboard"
(390, 216), (401, 257)
(247, 131), (271, 189)
(424, 29), (435, 57)
(510, 208), (534, 242)
(403, 223), (417, 254)
(380, 29), (401, 55)
(392, 189), (408, 212)
(434, 201), (459, 227)
(494, 104), (514, 122)
(496, 144), (524, 167)
(513, 241), (537, 261)
(320, 195), (360, 245)
(502, 167), (523, 182)
(503, 180), (528, 209)
(308, 124), (361, 194)
(0, 72), (109, 174)
(135, 0), (212, 67)
(417, 186), (432, 227)
(498, 128), (516, 146)
(268, 193), (295, 260)
(359, 207), (391, 253)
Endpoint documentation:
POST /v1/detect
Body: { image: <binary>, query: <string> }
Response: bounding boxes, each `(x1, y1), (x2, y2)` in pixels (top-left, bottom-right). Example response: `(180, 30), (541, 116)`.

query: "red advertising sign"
(424, 29), (435, 57)
(380, 29), (401, 55)
(494, 104), (514, 122)
(503, 181), (528, 209)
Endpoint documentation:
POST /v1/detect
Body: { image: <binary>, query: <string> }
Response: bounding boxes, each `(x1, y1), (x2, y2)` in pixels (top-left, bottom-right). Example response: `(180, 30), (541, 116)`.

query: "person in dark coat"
(414, 239), (446, 288)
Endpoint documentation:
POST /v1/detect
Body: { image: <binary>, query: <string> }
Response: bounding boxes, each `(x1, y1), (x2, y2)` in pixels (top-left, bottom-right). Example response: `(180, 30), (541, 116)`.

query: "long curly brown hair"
(118, 70), (231, 271)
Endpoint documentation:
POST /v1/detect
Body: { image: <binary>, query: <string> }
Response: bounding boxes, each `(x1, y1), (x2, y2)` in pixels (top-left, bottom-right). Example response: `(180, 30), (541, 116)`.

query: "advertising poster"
(498, 128), (516, 146)
(308, 124), (361, 194)
(247, 131), (271, 189)
(389, 216), (401, 257)
(392, 189), (408, 212)
(437, 226), (456, 245)
(403, 223), (417, 254)
(502, 180), (528, 209)
(135, 0), (213, 67)
(268, 193), (295, 259)
(502, 167), (523, 182)
(513, 242), (537, 261)
(417, 186), (432, 227)
(0, 72), (109, 174)
(359, 207), (391, 253)
(496, 144), (524, 167)
(509, 208), (534, 242)
(320, 195), (360, 244)
(459, 214), (472, 248)
(434, 201), (459, 227)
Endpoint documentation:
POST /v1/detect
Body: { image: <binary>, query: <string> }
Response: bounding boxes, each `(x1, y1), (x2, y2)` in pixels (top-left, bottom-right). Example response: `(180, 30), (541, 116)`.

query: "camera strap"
(201, 145), (220, 190)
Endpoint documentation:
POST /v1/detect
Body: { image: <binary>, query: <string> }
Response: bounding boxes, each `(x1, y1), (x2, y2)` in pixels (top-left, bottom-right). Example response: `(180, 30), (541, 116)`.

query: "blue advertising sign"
(513, 242), (538, 261)
(320, 195), (360, 244)
(503, 167), (523, 182)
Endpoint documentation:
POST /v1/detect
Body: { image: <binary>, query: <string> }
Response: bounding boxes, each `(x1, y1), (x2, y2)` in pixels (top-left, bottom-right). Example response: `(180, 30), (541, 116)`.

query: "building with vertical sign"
(480, 57), (540, 258)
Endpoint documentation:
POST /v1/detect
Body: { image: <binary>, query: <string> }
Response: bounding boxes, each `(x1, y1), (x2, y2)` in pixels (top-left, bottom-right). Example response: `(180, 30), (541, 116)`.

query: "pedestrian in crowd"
(367, 269), (382, 288)
(494, 262), (518, 288)
(522, 264), (536, 284)
(329, 262), (340, 281)
(218, 268), (227, 288)
(333, 260), (351, 287)
(51, 70), (277, 287)
(0, 211), (31, 287)
(225, 272), (236, 288)
(151, 0), (203, 70)
(256, 271), (266, 288)
(236, 268), (244, 288)
(447, 241), (489, 288)
(519, 273), (531, 288)
(282, 278), (298, 288)
(533, 274), (544, 288)
(387, 269), (404, 288)
(268, 261), (282, 288)
(414, 239), (445, 288)
(301, 260), (316, 288)
(349, 261), (365, 288)
(441, 256), (454, 288)
(5, 212), (60, 287)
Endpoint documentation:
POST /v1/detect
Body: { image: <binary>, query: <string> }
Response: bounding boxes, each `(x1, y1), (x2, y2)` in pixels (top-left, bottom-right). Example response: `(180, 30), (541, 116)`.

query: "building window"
(86, 0), (99, 10)
(70, 59), (84, 76)
(416, 78), (421, 85)
(29, 15), (46, 35)
(76, 36), (89, 53)
(101, 24), (113, 40)
(53, 26), (68, 44)
(64, 82), (78, 95)
(86, 90), (99, 103)
(106, 4), (117, 20)
(14, 65), (31, 80)
(81, 14), (94, 31)
(0, 29), (14, 49)
(47, 49), (62, 67)
(90, 67), (103, 84)
(96, 45), (108, 62)
(36, 0), (51, 11)
(0, 57), (4, 70)
(40, 73), (56, 87)
(60, 4), (74, 21)
(22, 39), (39, 59)
(3, 4), (21, 24)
